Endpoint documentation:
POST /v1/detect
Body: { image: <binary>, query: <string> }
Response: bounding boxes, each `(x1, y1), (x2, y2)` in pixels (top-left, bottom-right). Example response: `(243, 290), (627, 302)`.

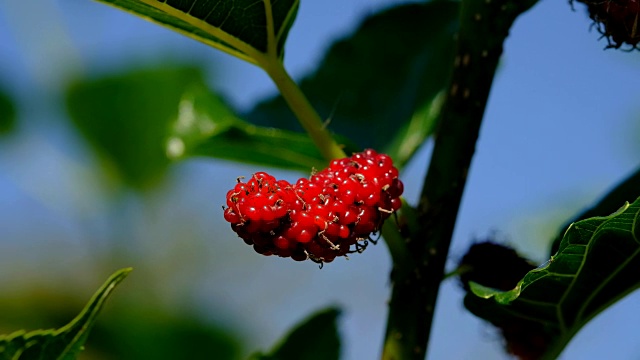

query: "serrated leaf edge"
(470, 201), (634, 305)
(0, 268), (132, 360)
(57, 267), (132, 359)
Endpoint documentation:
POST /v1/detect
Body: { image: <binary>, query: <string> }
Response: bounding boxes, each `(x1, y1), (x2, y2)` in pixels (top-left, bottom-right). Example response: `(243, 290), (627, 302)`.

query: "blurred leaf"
(550, 165), (640, 255)
(66, 66), (204, 188)
(67, 64), (335, 183)
(0, 287), (242, 360)
(167, 84), (333, 172)
(88, 306), (242, 360)
(0, 268), (131, 360)
(93, 0), (299, 66)
(466, 197), (640, 359)
(0, 88), (16, 135)
(247, 1), (459, 168)
(251, 307), (341, 360)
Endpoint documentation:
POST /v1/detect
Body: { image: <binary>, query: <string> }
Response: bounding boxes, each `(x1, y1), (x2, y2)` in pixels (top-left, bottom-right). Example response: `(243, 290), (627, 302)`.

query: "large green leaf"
(0, 88), (16, 135)
(93, 0), (299, 66)
(251, 307), (341, 360)
(0, 268), (131, 360)
(466, 197), (640, 359)
(247, 1), (459, 168)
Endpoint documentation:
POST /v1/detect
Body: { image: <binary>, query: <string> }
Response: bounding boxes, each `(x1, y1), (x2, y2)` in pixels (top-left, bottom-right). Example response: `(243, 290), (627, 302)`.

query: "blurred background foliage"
(0, 0), (639, 359)
(65, 66), (200, 189)
(0, 88), (15, 135)
(0, 288), (242, 359)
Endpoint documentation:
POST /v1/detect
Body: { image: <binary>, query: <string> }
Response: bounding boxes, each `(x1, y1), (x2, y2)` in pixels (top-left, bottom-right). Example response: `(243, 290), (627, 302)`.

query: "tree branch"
(382, 0), (538, 358)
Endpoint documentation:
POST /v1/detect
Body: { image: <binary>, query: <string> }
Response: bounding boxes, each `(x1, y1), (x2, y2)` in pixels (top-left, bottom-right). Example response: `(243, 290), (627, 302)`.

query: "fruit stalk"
(261, 59), (347, 161)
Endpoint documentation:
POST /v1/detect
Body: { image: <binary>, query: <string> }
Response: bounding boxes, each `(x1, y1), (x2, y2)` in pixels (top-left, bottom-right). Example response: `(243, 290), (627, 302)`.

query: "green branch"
(381, 199), (418, 278)
(382, 0), (538, 359)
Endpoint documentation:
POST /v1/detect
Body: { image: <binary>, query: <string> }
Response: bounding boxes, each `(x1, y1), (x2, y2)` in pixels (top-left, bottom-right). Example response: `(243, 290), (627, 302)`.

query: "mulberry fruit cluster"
(577, 0), (640, 49)
(223, 149), (403, 264)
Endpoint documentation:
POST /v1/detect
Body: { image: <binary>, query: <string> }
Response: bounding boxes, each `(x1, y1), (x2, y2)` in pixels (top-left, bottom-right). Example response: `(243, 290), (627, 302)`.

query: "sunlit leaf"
(247, 1), (459, 168)
(66, 66), (203, 188)
(67, 64), (336, 183)
(93, 0), (299, 66)
(0, 268), (131, 360)
(466, 197), (640, 358)
(167, 84), (332, 172)
(250, 307), (341, 360)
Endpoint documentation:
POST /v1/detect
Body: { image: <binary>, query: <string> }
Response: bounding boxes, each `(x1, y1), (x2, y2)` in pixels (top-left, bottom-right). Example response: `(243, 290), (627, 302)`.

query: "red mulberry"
(222, 149), (404, 265)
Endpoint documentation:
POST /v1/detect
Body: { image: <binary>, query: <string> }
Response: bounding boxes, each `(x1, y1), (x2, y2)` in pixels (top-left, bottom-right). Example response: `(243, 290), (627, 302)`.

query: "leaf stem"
(381, 0), (537, 359)
(261, 59), (347, 161)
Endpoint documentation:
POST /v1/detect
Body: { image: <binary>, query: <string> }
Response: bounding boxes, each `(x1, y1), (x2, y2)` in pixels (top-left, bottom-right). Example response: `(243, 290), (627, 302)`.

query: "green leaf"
(0, 286), (242, 360)
(468, 282), (521, 304)
(466, 197), (640, 359)
(247, 1), (459, 168)
(549, 166), (640, 255)
(167, 83), (333, 172)
(67, 64), (335, 181)
(0, 268), (132, 360)
(251, 307), (341, 360)
(0, 88), (16, 135)
(66, 66), (204, 188)
(93, 0), (299, 66)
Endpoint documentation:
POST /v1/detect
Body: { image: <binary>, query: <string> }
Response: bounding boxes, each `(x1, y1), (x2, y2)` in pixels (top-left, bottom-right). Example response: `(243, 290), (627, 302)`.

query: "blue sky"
(0, 0), (639, 359)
